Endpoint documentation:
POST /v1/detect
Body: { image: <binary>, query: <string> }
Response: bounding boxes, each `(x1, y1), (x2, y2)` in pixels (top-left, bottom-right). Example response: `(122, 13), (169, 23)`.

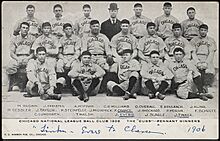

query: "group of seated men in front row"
(6, 19), (216, 102)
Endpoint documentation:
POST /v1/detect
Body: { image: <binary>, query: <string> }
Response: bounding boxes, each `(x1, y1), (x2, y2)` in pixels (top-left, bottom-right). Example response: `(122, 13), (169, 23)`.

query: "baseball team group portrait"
(2, 1), (218, 103)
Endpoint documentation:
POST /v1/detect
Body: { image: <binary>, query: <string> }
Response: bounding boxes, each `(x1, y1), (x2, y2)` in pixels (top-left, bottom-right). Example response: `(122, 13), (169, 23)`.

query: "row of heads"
(20, 20), (209, 30)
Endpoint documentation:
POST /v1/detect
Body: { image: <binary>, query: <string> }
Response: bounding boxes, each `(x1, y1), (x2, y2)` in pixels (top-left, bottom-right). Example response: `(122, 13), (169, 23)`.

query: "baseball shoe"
(23, 93), (33, 98)
(200, 93), (213, 99)
(40, 94), (50, 100)
(12, 86), (20, 91)
(157, 93), (166, 100)
(51, 94), (62, 100)
(78, 94), (84, 101)
(198, 93), (209, 101)
(148, 93), (156, 99)
(123, 91), (130, 100)
(83, 93), (89, 102)
(130, 93), (137, 99)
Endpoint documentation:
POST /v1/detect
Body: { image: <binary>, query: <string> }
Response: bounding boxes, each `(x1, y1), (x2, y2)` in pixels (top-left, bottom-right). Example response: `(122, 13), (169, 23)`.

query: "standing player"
(107, 49), (140, 100)
(100, 3), (121, 41)
(155, 2), (179, 41)
(74, 4), (93, 38)
(56, 23), (81, 91)
(110, 19), (138, 62)
(32, 22), (61, 69)
(164, 23), (197, 64)
(129, 3), (151, 39)
(181, 7), (203, 41)
(168, 47), (213, 101)
(81, 20), (112, 70)
(68, 51), (105, 102)
(138, 22), (168, 65)
(23, 47), (62, 100)
(7, 22), (36, 92)
(50, 4), (73, 39)
(140, 51), (173, 100)
(13, 4), (42, 38)
(190, 24), (217, 91)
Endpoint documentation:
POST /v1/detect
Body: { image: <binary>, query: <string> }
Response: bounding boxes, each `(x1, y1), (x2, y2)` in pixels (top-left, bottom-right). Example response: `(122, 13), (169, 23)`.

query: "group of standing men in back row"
(6, 2), (216, 102)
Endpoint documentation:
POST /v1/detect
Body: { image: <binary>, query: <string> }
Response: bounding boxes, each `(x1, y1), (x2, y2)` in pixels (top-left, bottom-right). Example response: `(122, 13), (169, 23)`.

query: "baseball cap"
(42, 22), (51, 28)
(90, 20), (100, 25)
(172, 23), (181, 29)
(163, 2), (172, 7)
(147, 22), (156, 28)
(150, 50), (160, 57)
(63, 23), (72, 29)
(108, 3), (119, 10)
(81, 51), (92, 57)
(134, 3), (142, 8)
(199, 24), (208, 30)
(121, 19), (130, 24)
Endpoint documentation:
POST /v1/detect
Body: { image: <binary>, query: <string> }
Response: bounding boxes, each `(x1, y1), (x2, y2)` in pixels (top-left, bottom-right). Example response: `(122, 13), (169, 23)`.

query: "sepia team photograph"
(2, 1), (219, 139)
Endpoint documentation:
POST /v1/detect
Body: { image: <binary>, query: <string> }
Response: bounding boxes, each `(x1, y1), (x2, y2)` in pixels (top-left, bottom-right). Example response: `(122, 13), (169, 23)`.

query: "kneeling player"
(23, 47), (62, 100)
(140, 50), (173, 100)
(107, 49), (140, 100)
(68, 51), (105, 102)
(168, 47), (213, 101)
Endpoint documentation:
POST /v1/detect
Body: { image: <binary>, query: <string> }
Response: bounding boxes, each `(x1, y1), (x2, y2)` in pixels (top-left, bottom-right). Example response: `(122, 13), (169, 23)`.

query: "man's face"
(173, 28), (182, 37)
(122, 52), (132, 62)
(42, 26), (51, 35)
(81, 55), (91, 65)
(187, 9), (196, 19)
(174, 51), (184, 62)
(26, 7), (35, 17)
(90, 23), (100, 34)
(150, 53), (159, 65)
(83, 7), (91, 17)
(37, 51), (46, 63)
(199, 28), (208, 37)
(64, 26), (73, 36)
(20, 24), (29, 35)
(163, 6), (172, 15)
(109, 10), (118, 18)
(134, 6), (143, 17)
(53, 7), (63, 17)
(121, 23), (129, 33)
(147, 26), (156, 35)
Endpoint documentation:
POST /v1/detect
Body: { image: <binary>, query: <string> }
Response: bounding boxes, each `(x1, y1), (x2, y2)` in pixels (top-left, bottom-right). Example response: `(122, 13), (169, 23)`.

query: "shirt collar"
(81, 62), (92, 67)
(19, 34), (28, 39)
(149, 61), (160, 67)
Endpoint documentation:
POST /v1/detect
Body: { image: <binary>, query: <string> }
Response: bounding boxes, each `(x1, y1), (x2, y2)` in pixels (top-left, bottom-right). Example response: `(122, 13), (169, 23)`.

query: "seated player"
(190, 24), (217, 92)
(23, 47), (62, 100)
(7, 22), (35, 92)
(68, 51), (105, 102)
(107, 49), (140, 100)
(140, 50), (173, 100)
(56, 23), (81, 92)
(168, 47), (213, 101)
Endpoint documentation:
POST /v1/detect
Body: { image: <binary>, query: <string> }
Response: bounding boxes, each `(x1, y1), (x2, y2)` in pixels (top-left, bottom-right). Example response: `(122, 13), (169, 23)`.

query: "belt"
(17, 54), (29, 56)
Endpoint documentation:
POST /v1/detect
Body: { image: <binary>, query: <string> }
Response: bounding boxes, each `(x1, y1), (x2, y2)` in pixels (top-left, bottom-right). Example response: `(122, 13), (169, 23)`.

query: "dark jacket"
(100, 19), (121, 41)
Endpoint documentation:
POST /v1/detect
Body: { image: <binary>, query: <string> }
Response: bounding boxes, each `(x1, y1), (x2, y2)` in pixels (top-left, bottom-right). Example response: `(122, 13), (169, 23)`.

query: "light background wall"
(2, 1), (219, 67)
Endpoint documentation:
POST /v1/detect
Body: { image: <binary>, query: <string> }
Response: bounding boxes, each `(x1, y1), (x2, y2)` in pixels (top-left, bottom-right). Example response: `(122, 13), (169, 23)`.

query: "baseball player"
(164, 23), (197, 65)
(181, 7), (203, 41)
(13, 4), (42, 38)
(7, 22), (36, 92)
(56, 23), (81, 92)
(110, 19), (138, 62)
(190, 24), (217, 91)
(129, 3), (152, 39)
(81, 20), (113, 70)
(68, 51), (105, 102)
(138, 22), (169, 65)
(107, 49), (140, 100)
(155, 2), (179, 41)
(32, 22), (61, 70)
(23, 47), (62, 100)
(74, 4), (93, 38)
(140, 50), (173, 100)
(168, 47), (213, 101)
(49, 4), (73, 39)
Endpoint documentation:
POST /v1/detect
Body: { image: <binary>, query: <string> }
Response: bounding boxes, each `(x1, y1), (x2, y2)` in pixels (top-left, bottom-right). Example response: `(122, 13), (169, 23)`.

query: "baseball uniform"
(26, 58), (57, 96)
(68, 61), (105, 95)
(74, 16), (93, 38)
(129, 15), (152, 38)
(56, 34), (81, 73)
(110, 32), (137, 56)
(13, 17), (42, 38)
(181, 19), (203, 41)
(190, 36), (217, 74)
(32, 34), (61, 69)
(155, 14), (179, 40)
(107, 59), (140, 95)
(140, 61), (173, 95)
(168, 59), (200, 99)
(81, 33), (112, 70)
(7, 34), (36, 74)
(49, 17), (73, 39)
(138, 34), (166, 64)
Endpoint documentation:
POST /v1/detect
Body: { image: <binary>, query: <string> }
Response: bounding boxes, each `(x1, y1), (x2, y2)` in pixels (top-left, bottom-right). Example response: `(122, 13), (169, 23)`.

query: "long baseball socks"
(145, 80), (157, 98)
(126, 76), (137, 99)
(72, 79), (85, 101)
(112, 85), (125, 96)
(86, 78), (100, 95)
